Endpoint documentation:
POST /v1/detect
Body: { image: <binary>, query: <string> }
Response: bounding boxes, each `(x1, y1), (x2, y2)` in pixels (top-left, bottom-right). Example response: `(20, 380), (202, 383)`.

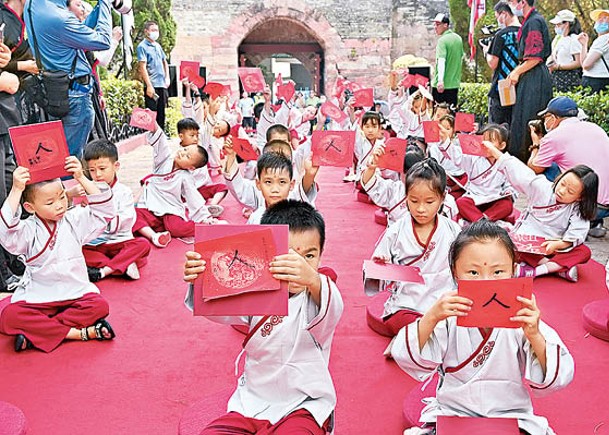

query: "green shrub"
(458, 82), (490, 120)
(101, 77), (144, 126)
(164, 97), (182, 138)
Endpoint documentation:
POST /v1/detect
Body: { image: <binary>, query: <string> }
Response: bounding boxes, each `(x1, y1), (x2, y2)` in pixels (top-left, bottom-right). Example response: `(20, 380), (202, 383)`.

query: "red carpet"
(0, 167), (608, 434)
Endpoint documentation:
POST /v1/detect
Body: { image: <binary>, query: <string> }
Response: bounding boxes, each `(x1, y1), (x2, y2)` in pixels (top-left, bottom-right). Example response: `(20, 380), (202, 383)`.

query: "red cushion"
(178, 389), (233, 435)
(374, 209), (388, 226)
(366, 292), (393, 337)
(582, 299), (609, 342)
(356, 191), (373, 204)
(0, 401), (28, 435)
(402, 375), (438, 429)
(0, 296), (10, 316)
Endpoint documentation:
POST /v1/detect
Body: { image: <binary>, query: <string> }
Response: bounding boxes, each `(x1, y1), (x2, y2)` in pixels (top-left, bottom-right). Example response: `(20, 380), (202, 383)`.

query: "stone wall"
(170, 0), (450, 97)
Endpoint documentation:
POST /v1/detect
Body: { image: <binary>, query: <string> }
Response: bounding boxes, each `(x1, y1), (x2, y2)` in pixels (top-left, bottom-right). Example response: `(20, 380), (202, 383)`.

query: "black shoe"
(14, 334), (33, 352)
(87, 267), (102, 283)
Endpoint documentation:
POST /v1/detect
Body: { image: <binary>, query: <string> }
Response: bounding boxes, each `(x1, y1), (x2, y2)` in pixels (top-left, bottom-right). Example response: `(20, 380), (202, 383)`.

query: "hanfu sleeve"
(72, 182), (116, 244)
(0, 201), (35, 256)
(496, 153), (550, 204)
(305, 275), (344, 346)
(362, 172), (405, 212)
(523, 321), (574, 396)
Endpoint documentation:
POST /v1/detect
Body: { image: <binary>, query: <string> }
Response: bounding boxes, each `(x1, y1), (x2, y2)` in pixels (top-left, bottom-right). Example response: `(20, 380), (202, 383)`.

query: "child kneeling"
(183, 200), (343, 434)
(0, 159), (116, 352)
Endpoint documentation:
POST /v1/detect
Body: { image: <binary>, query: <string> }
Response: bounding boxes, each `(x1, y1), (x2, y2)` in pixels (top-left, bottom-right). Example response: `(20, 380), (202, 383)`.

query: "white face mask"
(510, 4), (524, 17)
(544, 116), (555, 132)
(148, 31), (160, 41)
(555, 26), (564, 36)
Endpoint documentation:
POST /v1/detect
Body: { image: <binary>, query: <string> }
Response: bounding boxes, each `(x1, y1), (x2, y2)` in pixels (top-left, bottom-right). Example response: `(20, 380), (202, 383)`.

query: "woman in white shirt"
(579, 9), (609, 93)
(548, 10), (582, 92)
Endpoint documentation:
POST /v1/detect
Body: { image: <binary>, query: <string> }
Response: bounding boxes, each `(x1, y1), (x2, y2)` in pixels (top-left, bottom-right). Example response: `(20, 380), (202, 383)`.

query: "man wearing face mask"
(137, 21), (170, 130)
(484, 1), (520, 125)
(506, 0), (552, 162)
(528, 96), (609, 238)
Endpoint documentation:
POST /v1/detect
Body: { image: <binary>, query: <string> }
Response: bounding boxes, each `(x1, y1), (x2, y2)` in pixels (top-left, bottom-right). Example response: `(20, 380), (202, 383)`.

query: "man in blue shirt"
(137, 21), (169, 130)
(24, 0), (112, 157)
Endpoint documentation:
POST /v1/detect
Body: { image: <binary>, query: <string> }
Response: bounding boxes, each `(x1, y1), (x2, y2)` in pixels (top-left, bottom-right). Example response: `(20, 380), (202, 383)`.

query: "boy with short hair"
(82, 139), (151, 282)
(183, 200), (343, 434)
(248, 152), (295, 224)
(177, 117), (228, 216)
(133, 124), (220, 248)
(0, 158), (116, 353)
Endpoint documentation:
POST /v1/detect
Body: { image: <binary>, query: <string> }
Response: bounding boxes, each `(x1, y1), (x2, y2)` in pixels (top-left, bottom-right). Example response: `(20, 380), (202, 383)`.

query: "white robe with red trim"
(0, 183), (115, 304)
(391, 317), (574, 434)
(185, 275), (343, 427)
(371, 215), (461, 316)
(354, 131), (382, 176)
(427, 139), (465, 177)
(98, 180), (136, 244)
(137, 129), (211, 222)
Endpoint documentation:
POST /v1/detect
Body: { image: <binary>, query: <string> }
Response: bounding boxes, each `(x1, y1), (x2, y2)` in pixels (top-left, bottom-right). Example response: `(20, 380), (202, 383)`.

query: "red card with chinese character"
(412, 74), (429, 88)
(9, 121), (69, 183)
(193, 225), (289, 316)
(457, 278), (533, 328)
(320, 101), (347, 123)
(458, 134), (485, 156)
(277, 81), (295, 103)
(204, 82), (225, 100)
(353, 88), (374, 107)
(311, 130), (355, 167)
(180, 60), (200, 80)
(191, 75), (206, 88)
(510, 233), (547, 255)
(377, 138), (407, 173)
(233, 137), (259, 161)
(238, 67), (266, 93)
(363, 260), (424, 284)
(400, 74), (414, 89)
(436, 416), (520, 434)
(129, 107), (157, 132)
(455, 112), (476, 133)
(422, 121), (440, 143)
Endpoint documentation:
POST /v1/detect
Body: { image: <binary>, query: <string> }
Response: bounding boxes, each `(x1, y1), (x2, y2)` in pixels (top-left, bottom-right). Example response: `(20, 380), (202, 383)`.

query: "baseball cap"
(537, 96), (578, 118)
(590, 9), (609, 22)
(549, 10), (576, 25)
(433, 13), (450, 24)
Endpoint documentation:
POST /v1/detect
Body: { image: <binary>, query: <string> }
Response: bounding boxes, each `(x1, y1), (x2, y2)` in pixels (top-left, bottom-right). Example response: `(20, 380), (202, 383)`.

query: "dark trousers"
(432, 87), (459, 107)
(144, 87), (169, 131)
(582, 76), (609, 94)
(488, 96), (513, 125)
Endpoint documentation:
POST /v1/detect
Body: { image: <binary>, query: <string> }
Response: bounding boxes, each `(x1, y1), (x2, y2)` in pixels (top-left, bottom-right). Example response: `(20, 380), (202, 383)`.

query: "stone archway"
(238, 18), (324, 94)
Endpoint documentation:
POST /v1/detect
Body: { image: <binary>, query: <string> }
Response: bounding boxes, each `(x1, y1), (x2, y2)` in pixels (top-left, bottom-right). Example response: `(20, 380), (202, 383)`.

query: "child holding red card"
(183, 200), (343, 434)
(392, 220), (574, 435)
(487, 143), (598, 283)
(387, 85), (433, 151)
(133, 124), (222, 248)
(369, 159), (461, 335)
(353, 111), (385, 178)
(361, 146), (458, 225)
(82, 139), (151, 282)
(0, 158), (117, 353)
(440, 123), (515, 223)
(427, 115), (468, 198)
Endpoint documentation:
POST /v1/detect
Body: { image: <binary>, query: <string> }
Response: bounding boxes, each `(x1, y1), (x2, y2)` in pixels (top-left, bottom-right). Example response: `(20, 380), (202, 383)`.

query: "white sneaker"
(557, 266), (578, 282)
(125, 263), (140, 280)
(207, 204), (224, 218)
(151, 231), (171, 248)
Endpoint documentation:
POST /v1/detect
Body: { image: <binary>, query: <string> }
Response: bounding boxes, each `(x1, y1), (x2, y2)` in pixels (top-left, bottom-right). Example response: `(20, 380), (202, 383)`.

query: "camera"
(479, 24), (498, 47)
(528, 119), (546, 137)
(112, 0), (132, 14)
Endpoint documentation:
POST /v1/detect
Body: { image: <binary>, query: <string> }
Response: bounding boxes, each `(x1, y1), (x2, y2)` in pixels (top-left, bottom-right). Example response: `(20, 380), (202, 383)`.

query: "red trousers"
(447, 173), (468, 199)
(198, 183), (228, 201)
(383, 309), (422, 336)
(518, 244), (591, 269)
(133, 208), (195, 238)
(456, 196), (513, 222)
(83, 238), (150, 274)
(0, 292), (109, 353)
(200, 409), (329, 435)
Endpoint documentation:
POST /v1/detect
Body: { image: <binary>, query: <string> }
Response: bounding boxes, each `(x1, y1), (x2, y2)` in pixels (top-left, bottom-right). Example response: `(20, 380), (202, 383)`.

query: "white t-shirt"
(552, 34), (582, 66)
(584, 33), (609, 78)
(238, 97), (255, 117)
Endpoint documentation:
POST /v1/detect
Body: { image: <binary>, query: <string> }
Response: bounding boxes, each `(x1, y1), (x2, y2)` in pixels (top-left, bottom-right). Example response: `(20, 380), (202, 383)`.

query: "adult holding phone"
(137, 21), (170, 130)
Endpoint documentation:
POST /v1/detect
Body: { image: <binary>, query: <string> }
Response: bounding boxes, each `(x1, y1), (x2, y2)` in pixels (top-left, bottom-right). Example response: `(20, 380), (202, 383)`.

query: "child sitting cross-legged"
(183, 200), (344, 434)
(0, 158), (117, 353)
(134, 124), (224, 248)
(82, 139), (151, 282)
(392, 220), (574, 435)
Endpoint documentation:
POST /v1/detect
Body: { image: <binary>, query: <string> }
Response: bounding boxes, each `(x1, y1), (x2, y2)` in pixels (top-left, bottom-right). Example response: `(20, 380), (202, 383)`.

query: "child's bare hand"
(12, 167), (30, 191)
(269, 249), (321, 292)
(183, 251), (205, 282)
(388, 70), (399, 90)
(367, 144), (385, 168)
(304, 157), (320, 176)
(511, 294), (542, 339)
(65, 156), (84, 180)
(223, 136), (236, 156)
(65, 184), (86, 200)
(540, 240), (563, 255)
(482, 140), (502, 160)
(427, 290), (473, 323)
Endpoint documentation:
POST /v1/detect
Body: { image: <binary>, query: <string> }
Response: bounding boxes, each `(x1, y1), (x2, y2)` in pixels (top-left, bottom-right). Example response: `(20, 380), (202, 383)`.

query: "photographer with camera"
(23, 0), (112, 157)
(482, 1), (520, 125)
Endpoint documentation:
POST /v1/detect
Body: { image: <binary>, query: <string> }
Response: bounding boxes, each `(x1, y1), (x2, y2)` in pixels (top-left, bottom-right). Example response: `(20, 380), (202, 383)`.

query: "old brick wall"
(170, 0), (450, 97)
